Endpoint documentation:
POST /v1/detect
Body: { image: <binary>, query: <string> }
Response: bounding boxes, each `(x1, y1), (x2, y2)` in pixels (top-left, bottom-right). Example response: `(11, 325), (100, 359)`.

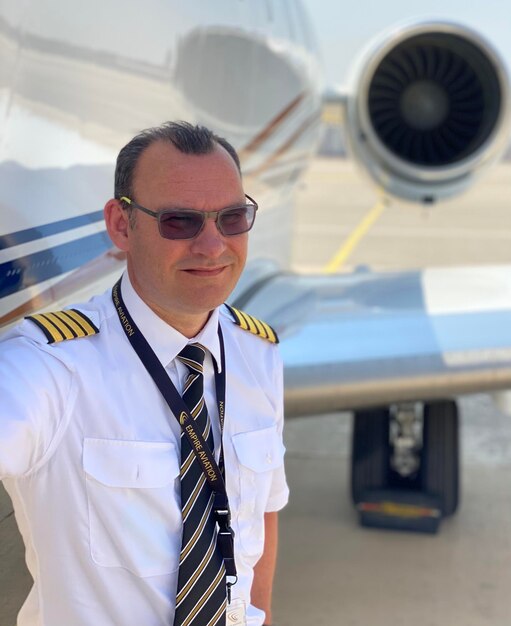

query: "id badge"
(226, 598), (246, 626)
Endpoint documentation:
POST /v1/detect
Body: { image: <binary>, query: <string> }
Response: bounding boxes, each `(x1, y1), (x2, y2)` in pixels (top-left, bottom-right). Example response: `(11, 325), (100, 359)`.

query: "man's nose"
(190, 216), (227, 257)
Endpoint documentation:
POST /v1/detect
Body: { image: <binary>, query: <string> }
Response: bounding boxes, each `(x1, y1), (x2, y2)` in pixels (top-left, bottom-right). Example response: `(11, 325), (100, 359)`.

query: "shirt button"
(266, 453), (273, 465)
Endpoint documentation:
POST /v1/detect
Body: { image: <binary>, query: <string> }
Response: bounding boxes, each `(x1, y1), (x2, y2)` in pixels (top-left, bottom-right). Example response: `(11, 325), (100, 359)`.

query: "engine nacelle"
(345, 21), (511, 203)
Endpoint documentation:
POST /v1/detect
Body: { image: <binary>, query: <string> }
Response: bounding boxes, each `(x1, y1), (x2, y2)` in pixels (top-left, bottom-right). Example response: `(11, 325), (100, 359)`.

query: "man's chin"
(176, 289), (232, 315)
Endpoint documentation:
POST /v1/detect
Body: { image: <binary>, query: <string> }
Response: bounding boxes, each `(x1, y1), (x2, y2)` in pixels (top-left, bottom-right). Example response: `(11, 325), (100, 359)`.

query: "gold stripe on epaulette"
(226, 305), (279, 344)
(25, 309), (99, 344)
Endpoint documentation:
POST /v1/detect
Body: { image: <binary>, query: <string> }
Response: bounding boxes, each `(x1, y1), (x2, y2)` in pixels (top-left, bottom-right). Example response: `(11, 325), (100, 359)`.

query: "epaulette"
(225, 304), (279, 344)
(25, 309), (99, 344)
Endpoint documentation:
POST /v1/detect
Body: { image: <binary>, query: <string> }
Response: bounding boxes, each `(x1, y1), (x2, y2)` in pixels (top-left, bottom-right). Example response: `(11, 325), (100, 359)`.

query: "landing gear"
(351, 407), (390, 502)
(422, 400), (459, 516)
(351, 400), (459, 532)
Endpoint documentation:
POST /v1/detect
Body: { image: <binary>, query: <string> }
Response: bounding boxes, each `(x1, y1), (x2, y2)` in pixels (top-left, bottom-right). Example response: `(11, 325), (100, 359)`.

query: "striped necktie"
(173, 343), (226, 626)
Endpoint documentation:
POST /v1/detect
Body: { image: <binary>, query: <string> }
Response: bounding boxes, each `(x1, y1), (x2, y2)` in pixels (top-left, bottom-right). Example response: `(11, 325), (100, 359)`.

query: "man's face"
(123, 141), (248, 331)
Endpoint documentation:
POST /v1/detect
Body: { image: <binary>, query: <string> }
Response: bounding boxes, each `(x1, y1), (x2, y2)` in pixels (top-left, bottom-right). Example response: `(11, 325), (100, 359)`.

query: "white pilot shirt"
(0, 273), (289, 626)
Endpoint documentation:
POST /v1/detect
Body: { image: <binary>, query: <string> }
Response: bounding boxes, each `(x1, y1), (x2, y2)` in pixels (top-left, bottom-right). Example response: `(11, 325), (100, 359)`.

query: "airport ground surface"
(2, 158), (511, 624)
(275, 158), (511, 625)
(291, 158), (511, 273)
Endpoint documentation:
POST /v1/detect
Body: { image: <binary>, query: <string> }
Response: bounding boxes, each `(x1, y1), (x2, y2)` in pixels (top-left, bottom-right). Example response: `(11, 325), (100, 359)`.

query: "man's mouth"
(182, 266), (227, 277)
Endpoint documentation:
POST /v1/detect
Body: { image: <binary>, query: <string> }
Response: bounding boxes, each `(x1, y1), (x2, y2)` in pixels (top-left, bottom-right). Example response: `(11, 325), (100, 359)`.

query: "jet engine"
(345, 21), (511, 203)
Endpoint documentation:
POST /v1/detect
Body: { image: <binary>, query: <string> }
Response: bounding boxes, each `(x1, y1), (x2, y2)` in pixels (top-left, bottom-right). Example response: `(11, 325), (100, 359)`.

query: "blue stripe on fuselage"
(0, 210), (104, 250)
(0, 231), (112, 300)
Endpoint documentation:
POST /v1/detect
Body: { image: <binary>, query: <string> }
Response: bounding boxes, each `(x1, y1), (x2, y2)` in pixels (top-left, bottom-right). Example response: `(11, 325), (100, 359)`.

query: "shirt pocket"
(83, 438), (181, 578)
(231, 425), (285, 557)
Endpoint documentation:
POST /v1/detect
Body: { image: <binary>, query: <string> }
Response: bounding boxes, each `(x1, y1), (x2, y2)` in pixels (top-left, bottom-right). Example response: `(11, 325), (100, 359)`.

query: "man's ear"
(104, 198), (130, 252)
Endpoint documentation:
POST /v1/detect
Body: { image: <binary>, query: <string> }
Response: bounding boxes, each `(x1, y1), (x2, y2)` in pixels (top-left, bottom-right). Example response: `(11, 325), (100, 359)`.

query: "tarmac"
(275, 158), (511, 626)
(2, 157), (511, 625)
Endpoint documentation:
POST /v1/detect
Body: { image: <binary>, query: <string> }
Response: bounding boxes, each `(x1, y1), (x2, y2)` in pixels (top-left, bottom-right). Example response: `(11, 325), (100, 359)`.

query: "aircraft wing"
(232, 264), (511, 417)
(231, 20), (511, 528)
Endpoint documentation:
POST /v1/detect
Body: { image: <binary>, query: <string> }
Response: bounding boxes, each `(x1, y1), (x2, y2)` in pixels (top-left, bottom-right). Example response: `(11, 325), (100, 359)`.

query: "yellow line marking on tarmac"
(324, 199), (387, 273)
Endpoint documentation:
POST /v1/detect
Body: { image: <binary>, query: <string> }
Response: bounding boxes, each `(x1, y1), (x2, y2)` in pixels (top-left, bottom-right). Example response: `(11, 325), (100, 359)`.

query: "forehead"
(132, 140), (243, 208)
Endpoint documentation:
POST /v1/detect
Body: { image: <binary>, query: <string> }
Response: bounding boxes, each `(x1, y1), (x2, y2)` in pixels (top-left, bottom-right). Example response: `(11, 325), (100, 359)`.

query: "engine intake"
(346, 22), (511, 203)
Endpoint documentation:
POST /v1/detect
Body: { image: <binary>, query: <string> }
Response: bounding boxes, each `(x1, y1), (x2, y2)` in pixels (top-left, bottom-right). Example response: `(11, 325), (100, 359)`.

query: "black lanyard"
(111, 278), (236, 582)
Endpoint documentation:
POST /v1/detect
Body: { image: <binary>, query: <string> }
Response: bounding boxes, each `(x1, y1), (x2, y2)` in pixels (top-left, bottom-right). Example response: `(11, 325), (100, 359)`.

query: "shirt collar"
(120, 273), (222, 371)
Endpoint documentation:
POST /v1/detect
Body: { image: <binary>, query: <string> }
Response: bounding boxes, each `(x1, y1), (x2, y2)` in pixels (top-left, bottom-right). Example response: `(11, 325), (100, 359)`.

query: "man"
(0, 122), (288, 626)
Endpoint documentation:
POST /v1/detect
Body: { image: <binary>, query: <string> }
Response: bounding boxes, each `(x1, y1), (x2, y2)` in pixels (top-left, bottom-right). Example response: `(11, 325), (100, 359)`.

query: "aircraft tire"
(351, 408), (390, 504)
(421, 400), (460, 517)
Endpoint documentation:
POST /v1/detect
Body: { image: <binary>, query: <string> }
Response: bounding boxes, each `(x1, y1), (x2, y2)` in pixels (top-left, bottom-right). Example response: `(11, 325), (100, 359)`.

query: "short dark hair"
(114, 121), (241, 206)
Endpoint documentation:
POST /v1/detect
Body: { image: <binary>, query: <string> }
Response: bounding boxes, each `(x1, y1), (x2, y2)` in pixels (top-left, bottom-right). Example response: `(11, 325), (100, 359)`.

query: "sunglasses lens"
(159, 211), (203, 239)
(156, 203), (256, 239)
(219, 206), (254, 236)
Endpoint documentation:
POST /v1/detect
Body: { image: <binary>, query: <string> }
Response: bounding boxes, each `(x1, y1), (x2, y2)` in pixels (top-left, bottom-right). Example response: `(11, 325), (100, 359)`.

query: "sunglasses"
(120, 194), (258, 240)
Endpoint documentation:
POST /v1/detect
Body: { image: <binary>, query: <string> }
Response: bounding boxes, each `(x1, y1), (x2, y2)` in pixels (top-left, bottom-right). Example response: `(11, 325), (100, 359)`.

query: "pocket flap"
(83, 438), (179, 488)
(232, 426), (285, 472)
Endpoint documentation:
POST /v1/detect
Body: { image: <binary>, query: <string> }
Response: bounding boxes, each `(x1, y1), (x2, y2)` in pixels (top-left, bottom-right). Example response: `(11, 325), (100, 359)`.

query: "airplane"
(1, 0), (511, 533)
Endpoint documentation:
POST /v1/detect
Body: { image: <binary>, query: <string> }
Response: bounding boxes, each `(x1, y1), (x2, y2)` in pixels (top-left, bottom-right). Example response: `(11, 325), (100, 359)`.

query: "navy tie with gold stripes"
(173, 343), (226, 626)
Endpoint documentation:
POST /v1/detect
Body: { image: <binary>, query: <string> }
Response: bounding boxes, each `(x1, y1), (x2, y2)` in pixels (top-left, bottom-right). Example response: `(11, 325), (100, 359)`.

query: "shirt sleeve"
(265, 346), (289, 512)
(0, 332), (75, 479)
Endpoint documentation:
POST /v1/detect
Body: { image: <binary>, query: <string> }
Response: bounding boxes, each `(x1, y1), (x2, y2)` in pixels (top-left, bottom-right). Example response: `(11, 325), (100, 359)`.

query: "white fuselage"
(0, 0), (323, 326)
